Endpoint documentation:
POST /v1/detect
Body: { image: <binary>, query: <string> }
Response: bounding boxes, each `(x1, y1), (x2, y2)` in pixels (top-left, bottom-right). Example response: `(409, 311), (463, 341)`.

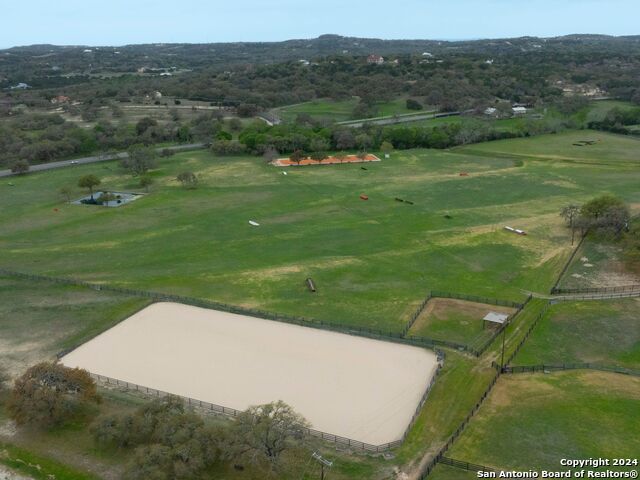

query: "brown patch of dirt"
(576, 371), (640, 399)
(410, 298), (516, 334)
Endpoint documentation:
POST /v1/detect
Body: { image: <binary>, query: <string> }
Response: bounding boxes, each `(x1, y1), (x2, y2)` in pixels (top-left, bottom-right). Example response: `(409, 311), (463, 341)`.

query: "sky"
(1, 0), (639, 48)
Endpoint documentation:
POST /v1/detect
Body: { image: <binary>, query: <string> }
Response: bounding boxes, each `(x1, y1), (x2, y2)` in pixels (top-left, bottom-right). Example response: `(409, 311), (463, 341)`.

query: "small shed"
(483, 312), (509, 329)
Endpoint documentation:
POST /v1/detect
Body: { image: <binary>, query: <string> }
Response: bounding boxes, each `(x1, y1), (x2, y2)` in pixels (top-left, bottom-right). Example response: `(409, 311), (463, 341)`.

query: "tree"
(122, 145), (157, 176)
(355, 133), (373, 150)
(139, 175), (154, 192)
(357, 150), (369, 160)
(406, 98), (423, 111)
(176, 171), (198, 189)
(560, 204), (581, 245)
(289, 150), (305, 165)
(380, 141), (394, 158)
(59, 186), (73, 203)
(10, 160), (30, 174)
(136, 117), (158, 136)
(230, 401), (309, 469)
(78, 174), (101, 199)
(580, 195), (630, 237)
(98, 192), (117, 206)
(8, 362), (100, 428)
(262, 147), (279, 164)
(334, 151), (348, 163)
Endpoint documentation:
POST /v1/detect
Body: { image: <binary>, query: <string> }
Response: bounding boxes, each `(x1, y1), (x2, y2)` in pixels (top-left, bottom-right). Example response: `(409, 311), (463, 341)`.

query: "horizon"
(2, 32), (639, 50)
(2, 0), (639, 50)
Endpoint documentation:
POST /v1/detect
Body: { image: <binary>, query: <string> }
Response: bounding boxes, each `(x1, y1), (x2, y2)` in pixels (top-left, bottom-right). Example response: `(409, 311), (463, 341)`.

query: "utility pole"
(500, 322), (507, 371)
(312, 452), (333, 480)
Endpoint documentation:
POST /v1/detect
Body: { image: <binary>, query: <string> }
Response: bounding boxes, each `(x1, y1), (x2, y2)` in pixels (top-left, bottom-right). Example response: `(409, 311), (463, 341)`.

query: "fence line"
(550, 291), (640, 301)
(430, 290), (523, 309)
(402, 293), (432, 336)
(438, 456), (495, 473)
(551, 284), (640, 295)
(471, 294), (533, 356)
(549, 232), (588, 294)
(503, 363), (640, 377)
(90, 358), (443, 453)
(418, 371), (501, 479)
(500, 302), (550, 368)
(1, 268), (481, 355)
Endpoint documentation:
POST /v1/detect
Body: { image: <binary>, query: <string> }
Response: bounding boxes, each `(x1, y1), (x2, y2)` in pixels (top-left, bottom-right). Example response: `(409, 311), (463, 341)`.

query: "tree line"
(2, 362), (315, 479)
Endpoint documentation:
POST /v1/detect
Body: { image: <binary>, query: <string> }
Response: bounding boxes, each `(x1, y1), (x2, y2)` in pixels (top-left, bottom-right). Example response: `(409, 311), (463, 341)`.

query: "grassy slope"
(446, 371), (640, 470)
(513, 298), (640, 369)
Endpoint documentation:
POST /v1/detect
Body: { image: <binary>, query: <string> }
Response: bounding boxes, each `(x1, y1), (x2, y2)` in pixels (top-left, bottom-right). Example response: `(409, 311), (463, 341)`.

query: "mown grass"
(446, 371), (640, 470)
(512, 298), (640, 369)
(428, 463), (479, 479)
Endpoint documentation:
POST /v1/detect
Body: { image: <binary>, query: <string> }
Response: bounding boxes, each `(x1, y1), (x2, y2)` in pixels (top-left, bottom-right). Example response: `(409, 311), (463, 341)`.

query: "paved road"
(0, 143), (207, 178)
(338, 110), (472, 128)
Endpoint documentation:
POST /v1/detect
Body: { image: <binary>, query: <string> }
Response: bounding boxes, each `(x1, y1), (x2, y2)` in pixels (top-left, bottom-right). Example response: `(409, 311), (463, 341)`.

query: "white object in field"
(249, 220), (260, 226)
(385, 153), (390, 158)
(515, 229), (525, 235)
(282, 171), (288, 175)
(483, 312), (509, 324)
(504, 226), (515, 232)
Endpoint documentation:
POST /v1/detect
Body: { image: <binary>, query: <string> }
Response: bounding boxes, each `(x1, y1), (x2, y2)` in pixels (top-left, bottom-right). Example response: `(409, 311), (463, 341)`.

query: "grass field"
(276, 97), (425, 123)
(462, 129), (640, 166)
(2, 131), (640, 333)
(408, 298), (515, 348)
(512, 298), (640, 369)
(446, 371), (640, 470)
(0, 275), (150, 377)
(559, 235), (639, 289)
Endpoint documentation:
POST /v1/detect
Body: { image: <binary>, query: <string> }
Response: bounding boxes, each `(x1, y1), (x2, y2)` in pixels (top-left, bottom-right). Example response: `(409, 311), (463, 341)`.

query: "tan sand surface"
(61, 302), (437, 445)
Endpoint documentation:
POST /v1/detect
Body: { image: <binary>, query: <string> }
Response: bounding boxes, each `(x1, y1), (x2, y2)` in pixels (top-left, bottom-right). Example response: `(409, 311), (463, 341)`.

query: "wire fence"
(503, 363), (640, 377)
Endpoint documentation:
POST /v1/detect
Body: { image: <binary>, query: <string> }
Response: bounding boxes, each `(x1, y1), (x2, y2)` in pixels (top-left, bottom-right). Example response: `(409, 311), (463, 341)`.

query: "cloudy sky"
(2, 0), (638, 48)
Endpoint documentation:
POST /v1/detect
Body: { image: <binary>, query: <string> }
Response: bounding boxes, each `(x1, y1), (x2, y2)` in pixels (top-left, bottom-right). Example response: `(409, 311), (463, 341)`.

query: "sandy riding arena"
(273, 153), (381, 166)
(61, 302), (438, 445)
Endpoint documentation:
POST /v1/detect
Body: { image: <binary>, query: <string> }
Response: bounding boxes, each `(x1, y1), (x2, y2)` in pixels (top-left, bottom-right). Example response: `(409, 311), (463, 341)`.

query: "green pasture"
(461, 129), (640, 166)
(512, 298), (640, 369)
(446, 371), (640, 470)
(276, 97), (421, 123)
(2, 131), (640, 331)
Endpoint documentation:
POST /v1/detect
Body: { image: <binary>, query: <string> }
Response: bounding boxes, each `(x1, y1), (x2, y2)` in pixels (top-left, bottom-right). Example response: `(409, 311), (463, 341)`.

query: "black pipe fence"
(1, 268), (479, 354)
(549, 231), (588, 294)
(90, 357), (443, 454)
(430, 290), (523, 309)
(503, 363), (640, 377)
(500, 302), (550, 368)
(418, 372), (501, 479)
(551, 284), (640, 295)
(402, 293), (432, 336)
(438, 456), (495, 473)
